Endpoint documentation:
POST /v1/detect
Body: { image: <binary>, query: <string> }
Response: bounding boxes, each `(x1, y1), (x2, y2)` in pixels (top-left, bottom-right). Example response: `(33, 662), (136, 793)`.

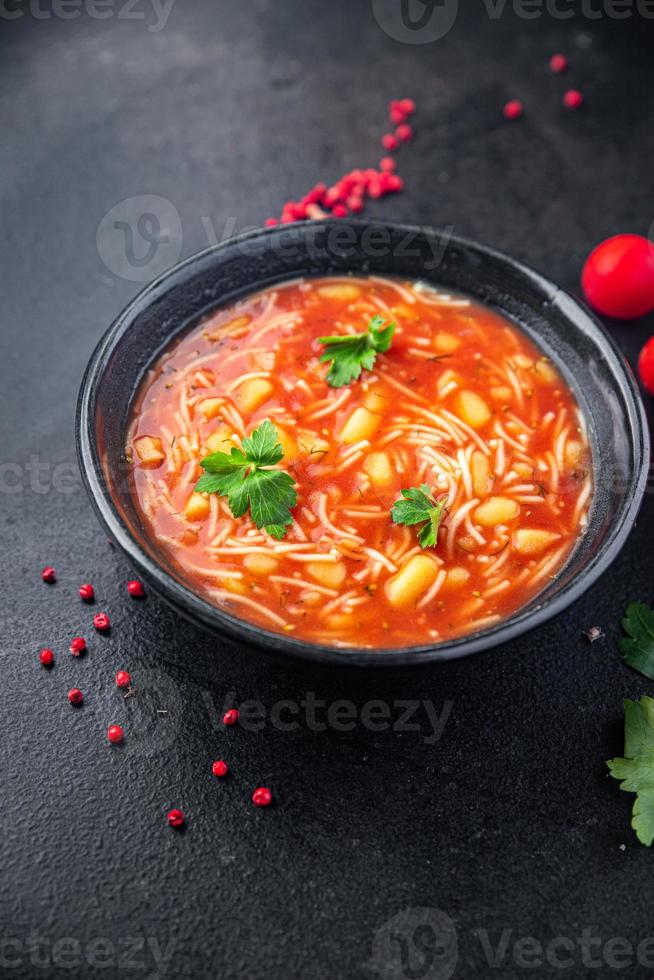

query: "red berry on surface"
(549, 53), (568, 73)
(381, 133), (399, 151)
(264, 218), (278, 227)
(503, 100), (523, 120)
(389, 104), (405, 125)
(396, 123), (413, 142)
(115, 670), (131, 689)
(347, 196), (364, 214)
(563, 89), (583, 110)
(79, 583), (94, 602)
(68, 688), (83, 705)
(252, 787), (272, 807)
(379, 156), (396, 172)
(93, 612), (110, 631)
(386, 174), (404, 193)
(107, 724), (124, 744)
(41, 566), (56, 584)
(223, 709), (239, 726)
(638, 337), (654, 395)
(39, 648), (54, 667)
(167, 808), (185, 828)
(331, 203), (347, 218)
(400, 98), (415, 115)
(582, 235), (654, 320)
(70, 636), (87, 656)
(212, 760), (228, 777)
(127, 580), (145, 598)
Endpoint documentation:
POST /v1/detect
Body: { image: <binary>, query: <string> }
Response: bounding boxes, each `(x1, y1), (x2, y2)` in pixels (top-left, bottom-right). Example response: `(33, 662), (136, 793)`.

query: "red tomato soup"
(127, 275), (592, 649)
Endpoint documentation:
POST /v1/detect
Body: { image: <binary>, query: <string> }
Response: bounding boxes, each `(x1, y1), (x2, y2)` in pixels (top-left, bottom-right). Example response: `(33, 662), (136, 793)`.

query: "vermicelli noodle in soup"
(127, 275), (592, 649)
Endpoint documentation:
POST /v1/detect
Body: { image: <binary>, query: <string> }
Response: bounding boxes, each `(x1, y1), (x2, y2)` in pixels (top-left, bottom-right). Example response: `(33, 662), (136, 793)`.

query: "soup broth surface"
(128, 275), (592, 649)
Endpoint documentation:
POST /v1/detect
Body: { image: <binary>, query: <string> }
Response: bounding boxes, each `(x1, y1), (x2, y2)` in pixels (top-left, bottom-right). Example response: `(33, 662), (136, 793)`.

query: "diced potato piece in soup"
(274, 427), (297, 460)
(134, 436), (165, 466)
(205, 425), (234, 453)
(243, 554), (279, 576)
(199, 398), (224, 420)
(307, 561), (346, 589)
(364, 451), (394, 488)
(474, 496), (519, 527)
(340, 407), (381, 444)
(316, 283), (360, 301)
(386, 555), (440, 609)
(454, 390), (491, 429)
(434, 332), (461, 353)
(471, 451), (493, 497)
(512, 529), (560, 556)
(184, 492), (210, 522)
(444, 566), (470, 589)
(234, 378), (274, 414)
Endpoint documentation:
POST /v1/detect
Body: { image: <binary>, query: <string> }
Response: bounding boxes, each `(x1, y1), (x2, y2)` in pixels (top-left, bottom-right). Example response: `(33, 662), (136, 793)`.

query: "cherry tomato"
(582, 234), (654, 320)
(638, 336), (654, 395)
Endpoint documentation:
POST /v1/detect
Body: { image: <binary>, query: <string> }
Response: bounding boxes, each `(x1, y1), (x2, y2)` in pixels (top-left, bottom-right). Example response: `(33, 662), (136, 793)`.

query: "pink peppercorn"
(70, 637), (87, 656)
(503, 100), (523, 120)
(563, 89), (583, 110)
(223, 709), (239, 726)
(79, 583), (94, 602)
(549, 53), (568, 73)
(115, 670), (131, 689)
(332, 203), (347, 217)
(68, 688), (83, 706)
(41, 566), (56, 584)
(380, 157), (396, 172)
(347, 196), (364, 214)
(167, 809), (185, 828)
(93, 612), (110, 632)
(264, 217), (278, 227)
(39, 648), (54, 667)
(396, 123), (413, 142)
(252, 787), (272, 807)
(382, 133), (399, 151)
(212, 760), (228, 777)
(127, 580), (145, 598)
(400, 98), (415, 115)
(107, 724), (124, 744)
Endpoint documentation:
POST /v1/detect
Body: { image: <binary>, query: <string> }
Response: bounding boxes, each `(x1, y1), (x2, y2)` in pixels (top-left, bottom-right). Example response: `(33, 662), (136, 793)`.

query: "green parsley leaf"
(195, 419), (296, 538)
(318, 314), (396, 388)
(391, 484), (445, 549)
(607, 697), (654, 846)
(619, 603), (654, 681)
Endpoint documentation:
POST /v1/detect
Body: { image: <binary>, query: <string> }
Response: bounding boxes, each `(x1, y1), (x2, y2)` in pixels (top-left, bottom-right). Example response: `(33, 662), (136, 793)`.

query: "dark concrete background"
(2, 2), (654, 978)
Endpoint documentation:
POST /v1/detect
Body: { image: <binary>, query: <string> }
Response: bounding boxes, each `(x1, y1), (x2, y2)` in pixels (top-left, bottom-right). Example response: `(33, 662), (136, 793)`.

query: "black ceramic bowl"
(77, 220), (649, 666)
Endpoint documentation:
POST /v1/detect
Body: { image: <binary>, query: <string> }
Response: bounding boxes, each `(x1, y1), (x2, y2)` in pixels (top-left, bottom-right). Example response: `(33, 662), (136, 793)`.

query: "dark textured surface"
(2, 4), (654, 979)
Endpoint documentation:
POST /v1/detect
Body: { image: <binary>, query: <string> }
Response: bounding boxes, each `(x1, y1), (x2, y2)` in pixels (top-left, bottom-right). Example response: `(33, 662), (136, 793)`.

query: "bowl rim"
(76, 219), (650, 666)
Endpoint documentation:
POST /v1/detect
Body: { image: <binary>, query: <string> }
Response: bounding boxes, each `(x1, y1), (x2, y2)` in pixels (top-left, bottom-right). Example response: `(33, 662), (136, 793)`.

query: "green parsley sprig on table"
(391, 484), (446, 549)
(318, 315), (395, 388)
(618, 602), (654, 681)
(195, 420), (296, 540)
(607, 697), (654, 847)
